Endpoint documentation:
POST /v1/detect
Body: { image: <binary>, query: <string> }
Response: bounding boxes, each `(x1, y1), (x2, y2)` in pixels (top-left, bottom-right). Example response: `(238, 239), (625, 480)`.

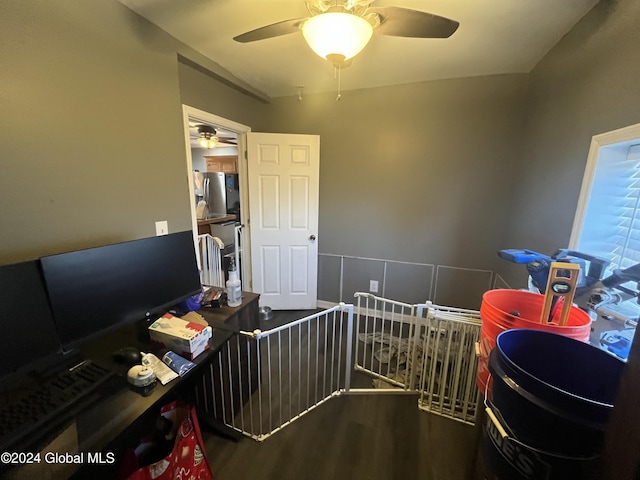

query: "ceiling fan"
(191, 124), (237, 149)
(234, 0), (459, 65)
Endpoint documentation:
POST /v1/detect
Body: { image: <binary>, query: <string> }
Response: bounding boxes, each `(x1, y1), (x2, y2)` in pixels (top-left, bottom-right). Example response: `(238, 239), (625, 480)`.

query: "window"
(570, 124), (640, 271)
(570, 124), (640, 361)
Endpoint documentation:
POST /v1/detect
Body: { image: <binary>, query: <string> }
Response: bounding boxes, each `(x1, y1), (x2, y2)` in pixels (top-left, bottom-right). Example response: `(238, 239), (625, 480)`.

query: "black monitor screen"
(0, 260), (62, 378)
(41, 231), (202, 349)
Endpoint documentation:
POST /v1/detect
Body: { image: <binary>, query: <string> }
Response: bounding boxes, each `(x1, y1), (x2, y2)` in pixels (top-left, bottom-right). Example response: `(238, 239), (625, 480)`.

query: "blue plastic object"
(178, 293), (202, 312)
(497, 249), (550, 264)
(600, 331), (632, 359)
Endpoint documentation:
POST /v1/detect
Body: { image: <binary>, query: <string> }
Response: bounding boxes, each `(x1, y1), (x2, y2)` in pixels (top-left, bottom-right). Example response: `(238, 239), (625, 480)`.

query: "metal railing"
(415, 302), (482, 424)
(194, 294), (481, 442)
(353, 293), (482, 425)
(353, 293), (419, 391)
(193, 303), (354, 441)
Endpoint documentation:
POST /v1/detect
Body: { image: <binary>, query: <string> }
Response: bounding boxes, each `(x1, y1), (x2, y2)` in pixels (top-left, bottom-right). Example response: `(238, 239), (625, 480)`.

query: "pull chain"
(335, 63), (342, 101)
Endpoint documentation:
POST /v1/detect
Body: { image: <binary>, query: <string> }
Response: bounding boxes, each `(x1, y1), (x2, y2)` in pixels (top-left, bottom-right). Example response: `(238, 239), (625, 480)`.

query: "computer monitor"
(41, 231), (202, 350)
(0, 260), (62, 379)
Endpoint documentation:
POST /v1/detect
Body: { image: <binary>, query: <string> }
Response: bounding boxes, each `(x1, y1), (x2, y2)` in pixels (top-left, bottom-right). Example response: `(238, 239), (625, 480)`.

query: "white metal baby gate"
(193, 303), (355, 441)
(353, 293), (482, 425)
(193, 293), (482, 441)
(197, 226), (245, 288)
(197, 234), (224, 287)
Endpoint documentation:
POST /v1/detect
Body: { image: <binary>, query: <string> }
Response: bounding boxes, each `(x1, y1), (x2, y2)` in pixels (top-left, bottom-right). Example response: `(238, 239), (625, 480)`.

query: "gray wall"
(267, 75), (528, 307)
(178, 61), (270, 131)
(0, 0), (267, 264)
(2, 0), (637, 310)
(501, 0), (640, 287)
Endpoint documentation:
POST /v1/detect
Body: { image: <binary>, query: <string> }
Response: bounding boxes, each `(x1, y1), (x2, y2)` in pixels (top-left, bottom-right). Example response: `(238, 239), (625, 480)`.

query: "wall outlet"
(155, 220), (168, 236)
(369, 280), (379, 293)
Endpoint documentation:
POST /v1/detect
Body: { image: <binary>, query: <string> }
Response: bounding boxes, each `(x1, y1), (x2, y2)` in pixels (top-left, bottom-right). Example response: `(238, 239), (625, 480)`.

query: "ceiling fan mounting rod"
(308, 0), (373, 17)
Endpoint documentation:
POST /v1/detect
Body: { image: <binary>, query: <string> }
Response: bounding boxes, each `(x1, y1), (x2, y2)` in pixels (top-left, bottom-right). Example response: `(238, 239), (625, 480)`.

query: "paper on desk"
(141, 352), (178, 385)
(181, 310), (209, 327)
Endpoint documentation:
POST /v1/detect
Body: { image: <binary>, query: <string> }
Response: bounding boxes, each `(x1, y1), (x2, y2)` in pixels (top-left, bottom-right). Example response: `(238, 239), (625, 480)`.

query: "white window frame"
(569, 122), (640, 265)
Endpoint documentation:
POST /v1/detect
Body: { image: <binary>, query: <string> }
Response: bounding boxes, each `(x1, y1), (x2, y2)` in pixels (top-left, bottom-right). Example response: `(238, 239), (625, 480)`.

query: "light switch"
(155, 221), (168, 236)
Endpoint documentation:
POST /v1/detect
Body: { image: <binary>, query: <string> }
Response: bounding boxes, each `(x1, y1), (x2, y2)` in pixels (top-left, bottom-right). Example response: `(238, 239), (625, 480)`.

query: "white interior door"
(247, 132), (320, 309)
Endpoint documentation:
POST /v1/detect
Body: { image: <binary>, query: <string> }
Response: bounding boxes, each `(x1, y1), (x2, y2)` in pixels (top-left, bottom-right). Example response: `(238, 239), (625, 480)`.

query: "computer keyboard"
(0, 360), (115, 452)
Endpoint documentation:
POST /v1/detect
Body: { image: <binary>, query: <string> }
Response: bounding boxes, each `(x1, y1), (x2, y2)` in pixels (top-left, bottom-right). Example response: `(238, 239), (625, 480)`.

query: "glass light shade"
(302, 12), (373, 62)
(199, 136), (218, 149)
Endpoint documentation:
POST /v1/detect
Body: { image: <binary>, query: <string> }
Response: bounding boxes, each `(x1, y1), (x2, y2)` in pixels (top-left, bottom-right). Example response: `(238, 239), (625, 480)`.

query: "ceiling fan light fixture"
(197, 125), (219, 149)
(198, 135), (218, 149)
(302, 12), (373, 63)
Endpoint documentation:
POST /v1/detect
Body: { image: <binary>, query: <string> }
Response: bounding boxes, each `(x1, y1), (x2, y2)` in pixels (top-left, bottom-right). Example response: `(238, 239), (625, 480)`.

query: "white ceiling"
(118, 0), (599, 99)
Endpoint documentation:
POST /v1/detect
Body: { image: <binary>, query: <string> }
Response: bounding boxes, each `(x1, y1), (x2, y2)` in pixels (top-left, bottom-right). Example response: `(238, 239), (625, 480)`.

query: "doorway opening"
(181, 105), (252, 290)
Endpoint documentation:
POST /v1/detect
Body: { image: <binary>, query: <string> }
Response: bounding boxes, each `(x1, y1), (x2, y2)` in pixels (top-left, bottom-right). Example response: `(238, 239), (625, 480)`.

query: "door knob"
(309, 235), (316, 241)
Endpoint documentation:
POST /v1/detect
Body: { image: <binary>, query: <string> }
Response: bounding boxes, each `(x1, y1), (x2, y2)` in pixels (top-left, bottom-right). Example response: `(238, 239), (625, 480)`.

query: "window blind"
(578, 144), (640, 271)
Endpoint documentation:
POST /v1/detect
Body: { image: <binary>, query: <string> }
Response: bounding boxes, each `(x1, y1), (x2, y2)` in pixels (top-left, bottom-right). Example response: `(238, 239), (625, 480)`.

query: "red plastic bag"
(126, 401), (213, 480)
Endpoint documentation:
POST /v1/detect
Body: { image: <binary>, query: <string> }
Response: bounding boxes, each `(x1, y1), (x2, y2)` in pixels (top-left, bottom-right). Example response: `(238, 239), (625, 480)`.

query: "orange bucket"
(476, 289), (591, 393)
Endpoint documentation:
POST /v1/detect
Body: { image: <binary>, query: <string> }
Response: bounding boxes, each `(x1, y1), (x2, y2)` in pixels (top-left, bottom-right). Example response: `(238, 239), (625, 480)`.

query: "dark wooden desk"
(3, 292), (259, 480)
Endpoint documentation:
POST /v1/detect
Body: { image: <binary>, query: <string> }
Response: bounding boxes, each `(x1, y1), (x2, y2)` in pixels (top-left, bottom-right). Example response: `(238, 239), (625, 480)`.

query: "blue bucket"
(483, 329), (625, 480)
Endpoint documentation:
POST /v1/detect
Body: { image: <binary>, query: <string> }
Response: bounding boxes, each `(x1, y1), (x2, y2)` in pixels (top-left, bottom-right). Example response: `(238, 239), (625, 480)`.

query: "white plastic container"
(226, 262), (242, 307)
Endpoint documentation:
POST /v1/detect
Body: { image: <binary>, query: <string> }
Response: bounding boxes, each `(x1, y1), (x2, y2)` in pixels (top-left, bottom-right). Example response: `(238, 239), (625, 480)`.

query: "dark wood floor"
(203, 392), (480, 480)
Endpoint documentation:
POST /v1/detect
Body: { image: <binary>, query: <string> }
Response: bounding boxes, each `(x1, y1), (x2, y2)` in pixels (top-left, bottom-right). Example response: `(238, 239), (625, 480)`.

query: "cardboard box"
(149, 313), (212, 360)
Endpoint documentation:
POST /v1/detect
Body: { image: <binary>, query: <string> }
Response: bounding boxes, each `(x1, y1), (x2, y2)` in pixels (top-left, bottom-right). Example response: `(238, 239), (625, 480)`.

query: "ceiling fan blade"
(233, 18), (307, 43)
(370, 6), (459, 38)
(190, 136), (237, 144)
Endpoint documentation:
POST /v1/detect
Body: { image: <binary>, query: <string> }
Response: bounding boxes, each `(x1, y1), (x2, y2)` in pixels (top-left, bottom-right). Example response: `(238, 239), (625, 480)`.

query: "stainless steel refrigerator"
(193, 171), (240, 220)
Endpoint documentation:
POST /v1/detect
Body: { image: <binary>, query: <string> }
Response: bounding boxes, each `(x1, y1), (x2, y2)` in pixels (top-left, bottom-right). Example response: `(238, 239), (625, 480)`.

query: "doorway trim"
(181, 105), (252, 288)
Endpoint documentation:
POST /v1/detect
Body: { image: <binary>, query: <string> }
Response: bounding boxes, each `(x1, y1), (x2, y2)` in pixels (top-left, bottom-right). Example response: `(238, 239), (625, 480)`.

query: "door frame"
(181, 105), (253, 289)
